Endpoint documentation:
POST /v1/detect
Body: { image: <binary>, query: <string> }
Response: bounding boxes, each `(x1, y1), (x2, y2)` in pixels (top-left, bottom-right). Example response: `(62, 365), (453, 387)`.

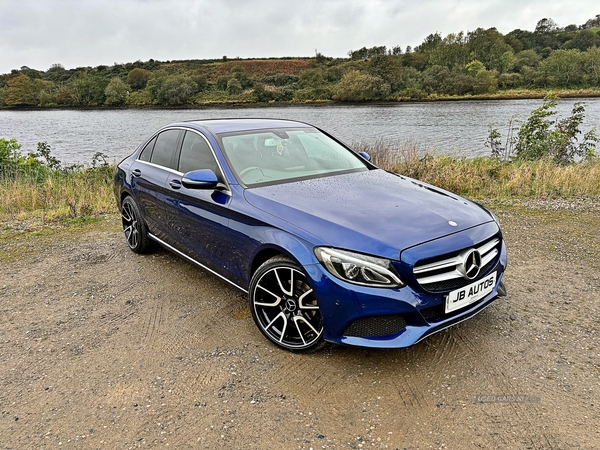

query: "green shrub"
(332, 70), (390, 101)
(486, 93), (598, 164)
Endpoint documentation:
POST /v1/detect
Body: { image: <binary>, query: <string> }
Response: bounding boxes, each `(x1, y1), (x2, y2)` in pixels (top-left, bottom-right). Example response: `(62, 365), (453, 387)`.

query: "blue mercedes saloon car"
(114, 118), (507, 352)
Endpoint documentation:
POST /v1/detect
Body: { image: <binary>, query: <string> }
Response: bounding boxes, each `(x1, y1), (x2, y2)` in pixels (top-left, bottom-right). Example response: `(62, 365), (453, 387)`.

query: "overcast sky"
(1, 0), (598, 74)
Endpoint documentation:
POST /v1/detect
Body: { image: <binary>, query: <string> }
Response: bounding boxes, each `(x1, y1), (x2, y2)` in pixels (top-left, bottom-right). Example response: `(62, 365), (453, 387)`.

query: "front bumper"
(303, 235), (507, 349)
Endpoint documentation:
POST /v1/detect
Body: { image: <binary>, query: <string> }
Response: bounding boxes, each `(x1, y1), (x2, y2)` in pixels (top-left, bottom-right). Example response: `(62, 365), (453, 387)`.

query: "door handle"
(132, 169), (142, 177)
(169, 180), (182, 190)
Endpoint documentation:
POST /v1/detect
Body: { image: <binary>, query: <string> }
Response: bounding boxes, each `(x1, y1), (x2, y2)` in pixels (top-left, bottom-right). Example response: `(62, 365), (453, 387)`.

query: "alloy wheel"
(251, 261), (323, 351)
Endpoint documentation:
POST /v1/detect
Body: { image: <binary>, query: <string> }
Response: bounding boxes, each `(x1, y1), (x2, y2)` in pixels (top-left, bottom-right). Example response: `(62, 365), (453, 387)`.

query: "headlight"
(314, 247), (405, 288)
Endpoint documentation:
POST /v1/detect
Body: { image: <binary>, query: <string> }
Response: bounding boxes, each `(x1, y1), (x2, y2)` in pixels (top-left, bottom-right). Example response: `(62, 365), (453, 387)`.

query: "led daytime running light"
(314, 247), (404, 288)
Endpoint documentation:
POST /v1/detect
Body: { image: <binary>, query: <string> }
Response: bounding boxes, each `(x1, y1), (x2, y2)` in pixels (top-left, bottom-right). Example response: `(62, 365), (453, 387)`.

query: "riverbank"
(2, 88), (600, 110)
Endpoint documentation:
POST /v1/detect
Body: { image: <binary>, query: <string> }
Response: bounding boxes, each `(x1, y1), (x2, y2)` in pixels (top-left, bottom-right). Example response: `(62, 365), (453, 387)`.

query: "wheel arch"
(247, 234), (319, 284)
(116, 187), (131, 208)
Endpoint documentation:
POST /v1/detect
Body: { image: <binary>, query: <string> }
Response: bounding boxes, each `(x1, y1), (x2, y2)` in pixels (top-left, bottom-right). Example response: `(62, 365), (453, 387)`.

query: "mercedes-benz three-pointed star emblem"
(458, 249), (482, 280)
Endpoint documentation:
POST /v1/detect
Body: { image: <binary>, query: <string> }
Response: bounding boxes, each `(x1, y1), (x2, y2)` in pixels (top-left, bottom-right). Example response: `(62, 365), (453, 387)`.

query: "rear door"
(130, 129), (182, 237)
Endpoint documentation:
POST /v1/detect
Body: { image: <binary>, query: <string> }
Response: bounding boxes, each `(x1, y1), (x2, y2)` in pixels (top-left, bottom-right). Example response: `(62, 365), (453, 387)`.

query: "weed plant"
(0, 139), (115, 229)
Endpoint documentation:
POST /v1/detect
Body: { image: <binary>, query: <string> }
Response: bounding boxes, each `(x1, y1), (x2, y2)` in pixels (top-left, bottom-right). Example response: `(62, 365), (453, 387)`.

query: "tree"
(127, 68), (152, 90)
(44, 63), (70, 83)
(368, 55), (404, 91)
(145, 76), (165, 103)
(582, 47), (600, 86)
(465, 60), (485, 77)
(35, 79), (57, 106)
(416, 33), (442, 53)
(229, 65), (252, 88)
(48, 63), (65, 72)
(298, 69), (326, 88)
(539, 49), (583, 86)
(422, 65), (474, 95)
(157, 76), (198, 105)
(473, 70), (498, 94)
(428, 32), (468, 71)
(401, 52), (429, 71)
(535, 18), (559, 34)
(506, 29), (534, 52)
(104, 77), (129, 105)
(467, 28), (512, 71)
(70, 74), (107, 106)
(395, 66), (425, 98)
(5, 74), (37, 106)
(226, 78), (242, 95)
(563, 30), (600, 52)
(252, 84), (275, 102)
(498, 50), (515, 73)
(514, 50), (542, 72)
(582, 14), (600, 29)
(332, 70), (390, 101)
(349, 46), (387, 60)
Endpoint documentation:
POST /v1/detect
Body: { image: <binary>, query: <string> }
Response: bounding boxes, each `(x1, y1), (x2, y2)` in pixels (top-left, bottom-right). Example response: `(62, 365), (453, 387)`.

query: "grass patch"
(0, 163), (116, 235)
(1, 135), (598, 237)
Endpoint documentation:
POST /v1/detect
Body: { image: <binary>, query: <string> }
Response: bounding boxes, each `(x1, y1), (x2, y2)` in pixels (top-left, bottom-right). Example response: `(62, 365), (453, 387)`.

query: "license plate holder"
(445, 272), (497, 314)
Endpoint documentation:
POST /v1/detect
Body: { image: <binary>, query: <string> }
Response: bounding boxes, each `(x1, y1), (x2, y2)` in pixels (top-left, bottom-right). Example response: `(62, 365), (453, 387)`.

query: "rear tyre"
(249, 256), (325, 352)
(121, 196), (152, 254)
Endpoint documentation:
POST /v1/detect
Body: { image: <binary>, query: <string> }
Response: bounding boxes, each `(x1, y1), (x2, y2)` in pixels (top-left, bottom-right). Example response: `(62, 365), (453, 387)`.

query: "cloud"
(0, 0), (598, 73)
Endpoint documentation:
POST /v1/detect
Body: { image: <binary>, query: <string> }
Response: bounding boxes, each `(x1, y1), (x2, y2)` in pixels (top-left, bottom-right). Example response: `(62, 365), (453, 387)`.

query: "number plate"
(445, 272), (497, 314)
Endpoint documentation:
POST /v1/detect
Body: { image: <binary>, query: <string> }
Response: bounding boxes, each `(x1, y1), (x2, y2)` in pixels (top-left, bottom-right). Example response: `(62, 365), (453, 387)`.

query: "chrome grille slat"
(477, 238), (500, 255)
(481, 248), (498, 267)
(413, 235), (502, 292)
(416, 269), (463, 285)
(413, 257), (462, 274)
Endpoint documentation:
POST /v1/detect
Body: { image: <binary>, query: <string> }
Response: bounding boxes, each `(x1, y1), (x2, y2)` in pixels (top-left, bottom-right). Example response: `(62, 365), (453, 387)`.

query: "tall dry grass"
(2, 140), (598, 232)
(0, 165), (115, 226)
(354, 139), (600, 199)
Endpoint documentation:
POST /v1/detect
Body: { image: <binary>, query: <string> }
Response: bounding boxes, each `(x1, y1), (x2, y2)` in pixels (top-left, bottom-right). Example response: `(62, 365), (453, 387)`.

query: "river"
(1, 98), (599, 165)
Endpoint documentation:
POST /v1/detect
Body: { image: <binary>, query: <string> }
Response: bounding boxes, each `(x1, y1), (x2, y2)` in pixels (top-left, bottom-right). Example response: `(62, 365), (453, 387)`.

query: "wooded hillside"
(1, 15), (599, 107)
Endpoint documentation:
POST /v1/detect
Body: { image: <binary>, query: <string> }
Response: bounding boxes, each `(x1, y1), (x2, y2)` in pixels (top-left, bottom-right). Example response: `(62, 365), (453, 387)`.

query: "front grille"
(344, 315), (407, 338)
(413, 235), (501, 293)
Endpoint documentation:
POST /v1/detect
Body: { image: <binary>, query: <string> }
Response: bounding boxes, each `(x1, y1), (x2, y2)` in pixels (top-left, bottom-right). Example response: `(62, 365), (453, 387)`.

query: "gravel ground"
(0, 201), (599, 449)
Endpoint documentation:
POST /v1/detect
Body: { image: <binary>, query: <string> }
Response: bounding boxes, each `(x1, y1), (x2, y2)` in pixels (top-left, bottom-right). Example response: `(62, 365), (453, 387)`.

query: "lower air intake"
(344, 315), (407, 338)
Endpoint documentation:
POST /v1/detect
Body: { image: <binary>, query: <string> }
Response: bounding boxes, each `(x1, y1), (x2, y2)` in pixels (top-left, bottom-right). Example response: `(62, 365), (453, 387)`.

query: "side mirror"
(181, 169), (219, 189)
(358, 151), (371, 161)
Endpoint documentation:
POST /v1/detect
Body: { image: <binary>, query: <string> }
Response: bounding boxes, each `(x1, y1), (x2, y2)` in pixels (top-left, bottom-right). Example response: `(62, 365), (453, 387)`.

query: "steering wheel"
(239, 166), (263, 177)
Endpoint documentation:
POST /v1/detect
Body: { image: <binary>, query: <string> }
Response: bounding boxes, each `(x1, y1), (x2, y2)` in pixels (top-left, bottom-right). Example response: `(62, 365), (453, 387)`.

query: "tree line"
(1, 15), (600, 107)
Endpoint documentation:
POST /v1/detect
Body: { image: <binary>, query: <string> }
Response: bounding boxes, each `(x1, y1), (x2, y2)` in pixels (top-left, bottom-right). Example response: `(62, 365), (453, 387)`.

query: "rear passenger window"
(178, 131), (219, 175)
(138, 136), (156, 162)
(150, 129), (180, 169)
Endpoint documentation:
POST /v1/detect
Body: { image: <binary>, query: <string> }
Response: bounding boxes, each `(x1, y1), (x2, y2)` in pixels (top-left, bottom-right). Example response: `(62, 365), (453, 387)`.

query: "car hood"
(243, 169), (493, 259)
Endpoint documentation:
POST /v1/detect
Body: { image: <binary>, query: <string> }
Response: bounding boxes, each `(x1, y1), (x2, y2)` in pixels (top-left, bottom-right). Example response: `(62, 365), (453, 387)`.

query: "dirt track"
(1, 202), (599, 449)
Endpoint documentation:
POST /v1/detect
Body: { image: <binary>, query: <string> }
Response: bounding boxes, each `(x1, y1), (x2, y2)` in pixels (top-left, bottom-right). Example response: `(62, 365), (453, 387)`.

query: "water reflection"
(1, 98), (598, 164)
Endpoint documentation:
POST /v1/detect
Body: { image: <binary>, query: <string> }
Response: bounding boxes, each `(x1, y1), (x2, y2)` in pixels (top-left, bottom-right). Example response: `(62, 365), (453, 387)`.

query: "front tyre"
(249, 256), (325, 352)
(120, 196), (152, 254)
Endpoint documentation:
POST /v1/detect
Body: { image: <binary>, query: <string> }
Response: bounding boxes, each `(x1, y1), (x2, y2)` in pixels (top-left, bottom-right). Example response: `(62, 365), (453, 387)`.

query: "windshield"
(218, 127), (368, 186)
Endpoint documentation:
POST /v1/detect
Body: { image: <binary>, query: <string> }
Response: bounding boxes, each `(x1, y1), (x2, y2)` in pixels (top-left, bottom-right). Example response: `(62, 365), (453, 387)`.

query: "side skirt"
(148, 233), (248, 293)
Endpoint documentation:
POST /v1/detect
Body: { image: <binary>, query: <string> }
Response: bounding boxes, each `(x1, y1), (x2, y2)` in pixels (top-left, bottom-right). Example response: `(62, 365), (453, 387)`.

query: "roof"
(171, 118), (314, 134)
